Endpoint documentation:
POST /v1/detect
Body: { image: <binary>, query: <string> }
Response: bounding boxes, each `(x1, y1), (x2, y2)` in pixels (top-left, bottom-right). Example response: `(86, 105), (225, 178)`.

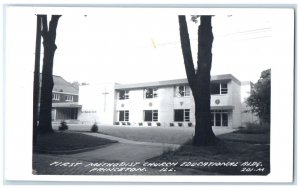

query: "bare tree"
(178, 15), (219, 146)
(38, 15), (61, 133)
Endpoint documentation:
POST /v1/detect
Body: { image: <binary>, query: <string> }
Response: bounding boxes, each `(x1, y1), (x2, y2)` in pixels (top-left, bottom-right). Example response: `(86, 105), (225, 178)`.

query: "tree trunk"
(178, 15), (218, 146)
(33, 15), (42, 145)
(38, 15), (61, 134)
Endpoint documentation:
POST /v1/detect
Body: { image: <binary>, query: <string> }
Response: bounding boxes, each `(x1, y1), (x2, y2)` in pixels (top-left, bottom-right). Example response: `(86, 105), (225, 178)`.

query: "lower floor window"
(174, 109), (190, 122)
(144, 110), (158, 121)
(119, 110), (129, 121)
(211, 110), (228, 127)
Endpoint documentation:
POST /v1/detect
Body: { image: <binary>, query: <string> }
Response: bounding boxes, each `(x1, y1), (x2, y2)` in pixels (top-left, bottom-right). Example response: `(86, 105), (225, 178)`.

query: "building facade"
(49, 75), (82, 121)
(78, 74), (256, 128)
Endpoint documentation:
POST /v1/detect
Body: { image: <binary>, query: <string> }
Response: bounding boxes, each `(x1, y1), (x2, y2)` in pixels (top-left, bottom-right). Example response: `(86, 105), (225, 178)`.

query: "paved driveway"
(33, 128), (235, 175)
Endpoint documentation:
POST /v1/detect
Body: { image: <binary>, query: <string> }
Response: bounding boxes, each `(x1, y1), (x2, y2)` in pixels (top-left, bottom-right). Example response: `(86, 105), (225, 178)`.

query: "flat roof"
(115, 74), (241, 90)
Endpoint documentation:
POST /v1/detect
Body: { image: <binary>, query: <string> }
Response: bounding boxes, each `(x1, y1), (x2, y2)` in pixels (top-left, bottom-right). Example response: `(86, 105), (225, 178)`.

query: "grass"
(148, 127), (270, 175)
(34, 131), (117, 154)
(99, 126), (195, 144)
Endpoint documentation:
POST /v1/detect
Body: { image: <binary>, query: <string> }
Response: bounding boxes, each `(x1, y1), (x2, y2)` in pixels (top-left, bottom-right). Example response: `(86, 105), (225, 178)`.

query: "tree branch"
(178, 15), (196, 86)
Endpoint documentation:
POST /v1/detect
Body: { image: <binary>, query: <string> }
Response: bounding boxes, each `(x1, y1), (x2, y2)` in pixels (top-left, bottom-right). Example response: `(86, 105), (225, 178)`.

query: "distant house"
(39, 75), (82, 121)
(78, 74), (258, 128)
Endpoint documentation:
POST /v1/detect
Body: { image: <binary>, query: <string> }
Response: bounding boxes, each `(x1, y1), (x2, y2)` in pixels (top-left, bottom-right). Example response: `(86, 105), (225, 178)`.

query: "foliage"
(58, 121), (68, 131)
(90, 123), (99, 132)
(236, 122), (270, 134)
(246, 69), (271, 124)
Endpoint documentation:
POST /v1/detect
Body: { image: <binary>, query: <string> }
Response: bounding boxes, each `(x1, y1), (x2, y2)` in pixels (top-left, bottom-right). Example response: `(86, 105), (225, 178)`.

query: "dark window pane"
(144, 110), (152, 121)
(179, 86), (184, 96)
(119, 91), (125, 100)
(145, 88), (153, 98)
(215, 113), (221, 126)
(210, 83), (220, 95)
(222, 113), (228, 126)
(174, 110), (184, 122)
(119, 111), (125, 121)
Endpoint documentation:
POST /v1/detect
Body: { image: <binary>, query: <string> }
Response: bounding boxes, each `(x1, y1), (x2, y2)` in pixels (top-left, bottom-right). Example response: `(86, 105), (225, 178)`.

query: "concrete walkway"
(58, 128), (235, 162)
(58, 132), (181, 162)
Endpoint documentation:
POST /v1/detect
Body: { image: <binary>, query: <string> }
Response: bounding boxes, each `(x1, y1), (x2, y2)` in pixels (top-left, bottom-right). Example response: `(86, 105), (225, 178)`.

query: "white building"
(78, 74), (257, 128)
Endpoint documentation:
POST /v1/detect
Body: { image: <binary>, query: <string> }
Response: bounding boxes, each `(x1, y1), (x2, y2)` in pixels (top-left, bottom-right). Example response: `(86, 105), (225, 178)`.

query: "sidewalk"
(33, 129), (235, 175)
(58, 132), (180, 162)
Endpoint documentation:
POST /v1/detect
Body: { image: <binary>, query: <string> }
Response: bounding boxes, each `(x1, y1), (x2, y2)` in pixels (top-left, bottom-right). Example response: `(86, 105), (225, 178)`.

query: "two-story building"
(49, 75), (82, 122)
(78, 74), (256, 128)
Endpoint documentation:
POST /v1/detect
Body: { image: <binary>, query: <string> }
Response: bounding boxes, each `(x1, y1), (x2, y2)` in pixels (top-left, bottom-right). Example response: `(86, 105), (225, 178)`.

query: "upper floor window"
(65, 95), (73, 102)
(52, 93), (60, 100)
(119, 90), (129, 100)
(175, 85), (190, 97)
(210, 82), (228, 95)
(144, 88), (158, 99)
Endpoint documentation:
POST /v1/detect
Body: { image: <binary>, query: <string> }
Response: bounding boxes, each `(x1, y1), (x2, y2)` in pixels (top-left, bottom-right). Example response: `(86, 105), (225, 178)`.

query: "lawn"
(147, 128), (270, 175)
(34, 131), (117, 154)
(52, 123), (234, 144)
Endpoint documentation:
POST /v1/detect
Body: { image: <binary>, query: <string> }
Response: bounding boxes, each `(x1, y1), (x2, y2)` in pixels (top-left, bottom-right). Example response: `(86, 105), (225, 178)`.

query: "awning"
(52, 102), (82, 108)
(211, 106), (234, 110)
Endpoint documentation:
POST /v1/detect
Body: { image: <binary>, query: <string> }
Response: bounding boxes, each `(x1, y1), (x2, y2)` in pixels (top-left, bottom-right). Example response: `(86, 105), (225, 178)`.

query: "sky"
(5, 7), (294, 85)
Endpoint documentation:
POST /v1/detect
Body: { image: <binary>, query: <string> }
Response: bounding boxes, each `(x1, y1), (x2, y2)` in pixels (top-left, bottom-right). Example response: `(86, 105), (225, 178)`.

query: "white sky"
(5, 7), (294, 84)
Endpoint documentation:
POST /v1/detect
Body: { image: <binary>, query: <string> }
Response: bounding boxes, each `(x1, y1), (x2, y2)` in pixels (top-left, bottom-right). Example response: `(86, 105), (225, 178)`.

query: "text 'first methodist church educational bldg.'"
(51, 74), (258, 129)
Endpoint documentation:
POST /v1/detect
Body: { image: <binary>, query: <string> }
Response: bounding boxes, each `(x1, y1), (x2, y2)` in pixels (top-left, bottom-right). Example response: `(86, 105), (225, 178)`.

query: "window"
(119, 110), (129, 121)
(211, 110), (228, 127)
(65, 95), (73, 102)
(52, 93), (60, 100)
(144, 88), (158, 99)
(119, 90), (129, 100)
(210, 82), (228, 95)
(174, 109), (190, 122)
(144, 110), (158, 121)
(220, 83), (228, 94)
(175, 85), (190, 97)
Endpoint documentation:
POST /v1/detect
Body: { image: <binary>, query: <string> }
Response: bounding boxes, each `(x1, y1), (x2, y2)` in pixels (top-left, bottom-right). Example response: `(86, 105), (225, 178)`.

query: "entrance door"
(211, 110), (229, 127)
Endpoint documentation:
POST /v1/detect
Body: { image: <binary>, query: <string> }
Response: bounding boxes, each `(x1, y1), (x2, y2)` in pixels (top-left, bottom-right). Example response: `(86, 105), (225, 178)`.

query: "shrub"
(157, 122), (161, 126)
(127, 122), (130, 125)
(138, 122), (143, 126)
(59, 121), (68, 131)
(122, 122), (126, 125)
(170, 123), (174, 127)
(188, 122), (193, 127)
(178, 122), (183, 127)
(147, 122), (152, 126)
(115, 122), (119, 125)
(236, 122), (270, 134)
(90, 123), (99, 132)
